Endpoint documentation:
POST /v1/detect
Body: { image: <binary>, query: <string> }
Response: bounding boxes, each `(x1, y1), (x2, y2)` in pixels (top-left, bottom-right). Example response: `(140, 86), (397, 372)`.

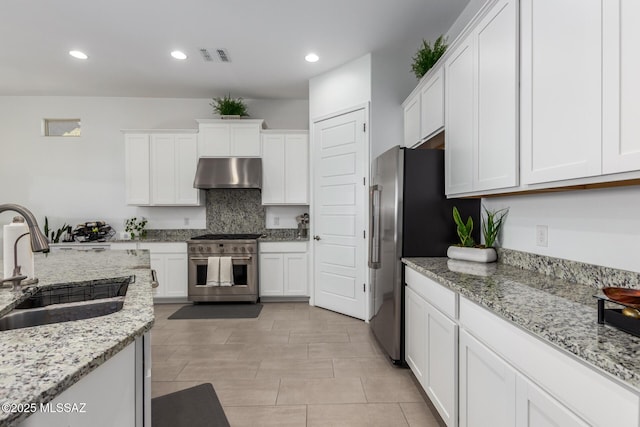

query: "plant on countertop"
(482, 206), (509, 248)
(210, 94), (249, 117)
(43, 216), (70, 243)
(411, 35), (448, 79)
(124, 217), (148, 240)
(452, 206), (475, 247)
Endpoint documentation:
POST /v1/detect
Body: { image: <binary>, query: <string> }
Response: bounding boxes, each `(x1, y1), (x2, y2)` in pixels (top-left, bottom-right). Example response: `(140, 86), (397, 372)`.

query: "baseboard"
(259, 296), (310, 303)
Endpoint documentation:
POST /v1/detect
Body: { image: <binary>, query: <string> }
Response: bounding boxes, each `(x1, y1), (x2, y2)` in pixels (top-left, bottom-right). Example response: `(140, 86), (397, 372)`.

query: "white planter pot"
(447, 246), (497, 263)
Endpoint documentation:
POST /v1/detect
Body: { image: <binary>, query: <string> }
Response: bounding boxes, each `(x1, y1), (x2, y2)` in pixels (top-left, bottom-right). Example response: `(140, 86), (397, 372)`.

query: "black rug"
(168, 303), (263, 319)
(152, 383), (230, 427)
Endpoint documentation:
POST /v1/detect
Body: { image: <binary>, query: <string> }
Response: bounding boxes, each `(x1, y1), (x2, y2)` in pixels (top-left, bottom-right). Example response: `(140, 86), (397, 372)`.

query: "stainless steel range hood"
(193, 157), (262, 189)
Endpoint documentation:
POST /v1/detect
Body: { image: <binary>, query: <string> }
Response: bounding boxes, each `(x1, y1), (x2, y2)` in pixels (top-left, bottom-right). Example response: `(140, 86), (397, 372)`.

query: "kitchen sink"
(0, 276), (133, 331)
(0, 298), (125, 331)
(15, 276), (132, 309)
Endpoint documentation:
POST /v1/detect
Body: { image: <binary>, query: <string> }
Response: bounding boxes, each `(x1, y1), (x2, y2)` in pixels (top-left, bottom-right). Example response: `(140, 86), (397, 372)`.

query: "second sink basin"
(16, 276), (132, 309)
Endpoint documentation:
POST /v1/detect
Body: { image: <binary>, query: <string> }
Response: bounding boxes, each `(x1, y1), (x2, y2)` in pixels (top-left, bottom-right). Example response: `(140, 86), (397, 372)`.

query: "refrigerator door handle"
(368, 185), (381, 269)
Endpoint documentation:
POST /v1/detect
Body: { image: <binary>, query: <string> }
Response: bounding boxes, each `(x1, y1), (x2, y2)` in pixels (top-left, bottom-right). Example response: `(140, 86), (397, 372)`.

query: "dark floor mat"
(152, 383), (230, 427)
(168, 303), (263, 319)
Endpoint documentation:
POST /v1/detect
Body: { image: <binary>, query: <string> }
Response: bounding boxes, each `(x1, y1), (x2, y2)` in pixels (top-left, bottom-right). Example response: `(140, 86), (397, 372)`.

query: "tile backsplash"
(145, 189), (301, 240)
(206, 189), (265, 233)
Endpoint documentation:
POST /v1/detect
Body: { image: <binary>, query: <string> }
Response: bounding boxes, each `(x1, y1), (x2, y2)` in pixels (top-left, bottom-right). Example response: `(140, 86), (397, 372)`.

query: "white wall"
(445, 0), (488, 42)
(370, 49), (417, 160)
(308, 54), (371, 120)
(265, 206), (308, 229)
(483, 186), (640, 273)
(0, 96), (308, 253)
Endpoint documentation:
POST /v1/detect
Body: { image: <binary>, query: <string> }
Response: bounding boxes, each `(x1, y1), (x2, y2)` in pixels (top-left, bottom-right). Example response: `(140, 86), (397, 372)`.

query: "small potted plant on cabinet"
(447, 206), (508, 263)
(411, 35), (448, 79)
(210, 94), (249, 118)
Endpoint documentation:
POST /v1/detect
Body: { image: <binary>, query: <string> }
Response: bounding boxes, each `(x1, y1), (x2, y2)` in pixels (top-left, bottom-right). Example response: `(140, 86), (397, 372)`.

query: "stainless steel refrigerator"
(368, 145), (479, 364)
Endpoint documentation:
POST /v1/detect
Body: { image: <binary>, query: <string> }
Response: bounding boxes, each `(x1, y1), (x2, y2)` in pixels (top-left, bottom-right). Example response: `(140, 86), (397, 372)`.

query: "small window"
(43, 119), (81, 137)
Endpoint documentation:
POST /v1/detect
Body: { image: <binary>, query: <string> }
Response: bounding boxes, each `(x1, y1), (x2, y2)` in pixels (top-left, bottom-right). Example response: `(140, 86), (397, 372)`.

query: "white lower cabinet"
(405, 273), (457, 427)
(111, 242), (187, 301)
(459, 329), (517, 427)
(259, 242), (308, 297)
(460, 329), (589, 427)
(459, 296), (639, 427)
(516, 375), (589, 427)
(20, 340), (142, 427)
(404, 266), (640, 427)
(405, 286), (427, 383)
(139, 243), (187, 300)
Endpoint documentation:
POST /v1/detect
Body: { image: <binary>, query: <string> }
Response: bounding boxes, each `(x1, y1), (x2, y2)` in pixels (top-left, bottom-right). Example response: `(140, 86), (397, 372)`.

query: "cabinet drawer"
(138, 242), (186, 253)
(259, 241), (307, 253)
(110, 242), (138, 250)
(405, 267), (456, 319)
(459, 297), (639, 427)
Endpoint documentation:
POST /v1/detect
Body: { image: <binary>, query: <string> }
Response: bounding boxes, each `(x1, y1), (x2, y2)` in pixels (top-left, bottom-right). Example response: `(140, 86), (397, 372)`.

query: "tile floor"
(151, 302), (442, 427)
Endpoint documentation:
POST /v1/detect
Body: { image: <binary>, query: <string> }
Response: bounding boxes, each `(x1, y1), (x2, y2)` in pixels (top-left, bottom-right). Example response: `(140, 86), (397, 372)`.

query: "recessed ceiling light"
(171, 50), (187, 60)
(69, 50), (88, 60)
(305, 53), (319, 63)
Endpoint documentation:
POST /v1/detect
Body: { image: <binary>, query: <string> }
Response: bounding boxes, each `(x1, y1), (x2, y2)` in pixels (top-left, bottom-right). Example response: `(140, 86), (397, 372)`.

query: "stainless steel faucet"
(1, 204), (50, 289)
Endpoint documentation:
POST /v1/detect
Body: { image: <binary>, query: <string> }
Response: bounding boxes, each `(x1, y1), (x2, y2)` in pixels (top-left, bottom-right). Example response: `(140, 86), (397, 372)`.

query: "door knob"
(313, 235), (321, 241)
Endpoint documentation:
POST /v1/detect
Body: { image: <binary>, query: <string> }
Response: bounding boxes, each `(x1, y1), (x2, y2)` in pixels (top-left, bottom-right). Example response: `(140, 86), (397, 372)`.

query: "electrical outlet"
(536, 225), (548, 247)
(184, 217), (190, 226)
(274, 216), (280, 226)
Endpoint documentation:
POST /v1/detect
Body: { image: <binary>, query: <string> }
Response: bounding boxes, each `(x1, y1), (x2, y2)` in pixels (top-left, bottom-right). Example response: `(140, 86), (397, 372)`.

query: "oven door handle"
(189, 256), (252, 261)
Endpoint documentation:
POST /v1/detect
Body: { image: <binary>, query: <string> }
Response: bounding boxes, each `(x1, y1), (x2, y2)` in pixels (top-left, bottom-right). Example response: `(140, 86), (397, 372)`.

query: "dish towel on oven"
(219, 257), (234, 286)
(206, 257), (221, 286)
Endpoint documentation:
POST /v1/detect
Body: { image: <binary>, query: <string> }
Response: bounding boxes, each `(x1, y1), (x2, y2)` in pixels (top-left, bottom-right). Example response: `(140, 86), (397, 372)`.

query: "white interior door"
(312, 108), (367, 320)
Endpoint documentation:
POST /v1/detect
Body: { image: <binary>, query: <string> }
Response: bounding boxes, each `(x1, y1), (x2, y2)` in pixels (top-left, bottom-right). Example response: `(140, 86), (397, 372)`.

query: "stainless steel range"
(187, 233), (261, 303)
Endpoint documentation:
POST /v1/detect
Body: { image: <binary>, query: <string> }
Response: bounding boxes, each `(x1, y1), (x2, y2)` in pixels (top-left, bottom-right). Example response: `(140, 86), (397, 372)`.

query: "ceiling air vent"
(199, 48), (231, 63)
(216, 49), (230, 62)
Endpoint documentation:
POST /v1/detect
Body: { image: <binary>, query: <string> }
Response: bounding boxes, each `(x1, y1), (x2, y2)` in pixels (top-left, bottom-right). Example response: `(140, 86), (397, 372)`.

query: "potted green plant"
(447, 206), (508, 263)
(411, 35), (448, 79)
(210, 94), (249, 118)
(124, 217), (148, 240)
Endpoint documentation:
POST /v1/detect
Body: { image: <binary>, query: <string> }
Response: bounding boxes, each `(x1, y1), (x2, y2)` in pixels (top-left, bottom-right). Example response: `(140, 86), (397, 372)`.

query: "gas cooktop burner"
(190, 233), (263, 240)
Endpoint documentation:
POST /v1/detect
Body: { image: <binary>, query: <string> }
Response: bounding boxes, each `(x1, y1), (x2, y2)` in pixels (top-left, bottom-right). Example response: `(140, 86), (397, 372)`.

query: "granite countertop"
(0, 250), (154, 426)
(403, 257), (640, 392)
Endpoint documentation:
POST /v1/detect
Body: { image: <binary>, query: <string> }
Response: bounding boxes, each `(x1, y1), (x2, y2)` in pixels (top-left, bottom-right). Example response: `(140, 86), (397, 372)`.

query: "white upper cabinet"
(197, 119), (263, 157)
(521, 0), (603, 184)
(445, 0), (518, 195)
(420, 67), (445, 141)
(602, 0), (640, 174)
(261, 131), (309, 205)
(124, 131), (200, 206)
(403, 66), (445, 148)
(403, 94), (421, 147)
(445, 36), (475, 195)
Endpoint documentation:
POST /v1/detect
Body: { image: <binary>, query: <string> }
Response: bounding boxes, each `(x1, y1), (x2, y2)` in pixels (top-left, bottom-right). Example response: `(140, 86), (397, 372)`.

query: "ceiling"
(0, 0), (469, 99)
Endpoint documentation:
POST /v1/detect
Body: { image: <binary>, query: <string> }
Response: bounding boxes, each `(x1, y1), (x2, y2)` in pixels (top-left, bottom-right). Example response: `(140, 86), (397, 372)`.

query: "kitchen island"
(0, 249), (154, 427)
(403, 257), (640, 427)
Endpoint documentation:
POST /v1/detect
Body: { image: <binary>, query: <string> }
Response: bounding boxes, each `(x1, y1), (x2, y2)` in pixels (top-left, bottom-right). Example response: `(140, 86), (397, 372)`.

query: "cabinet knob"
(313, 235), (321, 241)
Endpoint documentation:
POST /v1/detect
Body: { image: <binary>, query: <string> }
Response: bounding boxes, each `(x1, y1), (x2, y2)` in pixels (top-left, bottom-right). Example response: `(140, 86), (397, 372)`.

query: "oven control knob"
(247, 247), (253, 253)
(206, 247), (211, 252)
(190, 247), (195, 252)
(240, 247), (246, 253)
(220, 248), (225, 253)
(198, 246), (204, 251)
(232, 247), (238, 252)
